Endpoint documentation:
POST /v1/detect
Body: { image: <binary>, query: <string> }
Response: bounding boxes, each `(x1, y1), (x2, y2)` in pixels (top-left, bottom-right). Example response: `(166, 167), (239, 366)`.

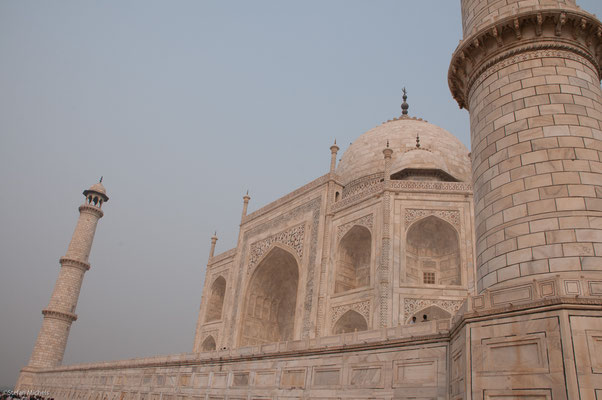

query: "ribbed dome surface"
(336, 118), (471, 185)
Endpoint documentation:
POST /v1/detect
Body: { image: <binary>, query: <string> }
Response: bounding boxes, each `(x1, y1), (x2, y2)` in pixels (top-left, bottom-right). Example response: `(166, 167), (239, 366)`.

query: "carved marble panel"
(248, 223), (305, 272)
(331, 300), (370, 324)
(336, 214), (373, 242)
(402, 298), (463, 322)
(404, 209), (460, 230)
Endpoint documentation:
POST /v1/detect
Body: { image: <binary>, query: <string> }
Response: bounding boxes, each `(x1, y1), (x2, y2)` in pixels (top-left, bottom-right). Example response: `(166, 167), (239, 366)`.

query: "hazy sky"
(1, 0), (601, 388)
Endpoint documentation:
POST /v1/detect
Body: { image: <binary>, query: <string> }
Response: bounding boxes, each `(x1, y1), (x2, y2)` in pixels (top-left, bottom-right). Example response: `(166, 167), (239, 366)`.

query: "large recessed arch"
(405, 216), (461, 286)
(335, 225), (371, 293)
(239, 246), (299, 346)
(333, 310), (368, 334)
(205, 276), (226, 322)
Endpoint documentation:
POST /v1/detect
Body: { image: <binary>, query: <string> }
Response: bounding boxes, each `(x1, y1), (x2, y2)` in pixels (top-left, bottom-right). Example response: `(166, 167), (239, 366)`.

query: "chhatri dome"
(336, 91), (471, 185)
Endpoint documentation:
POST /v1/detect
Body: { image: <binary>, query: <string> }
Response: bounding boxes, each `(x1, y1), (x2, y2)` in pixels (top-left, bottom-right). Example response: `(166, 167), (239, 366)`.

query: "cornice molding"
(449, 9), (602, 109)
(78, 205), (104, 219)
(59, 257), (90, 272)
(42, 309), (77, 323)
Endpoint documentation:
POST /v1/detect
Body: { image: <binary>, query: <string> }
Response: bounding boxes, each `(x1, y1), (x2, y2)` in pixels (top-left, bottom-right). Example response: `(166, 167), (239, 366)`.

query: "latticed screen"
(423, 272), (435, 284)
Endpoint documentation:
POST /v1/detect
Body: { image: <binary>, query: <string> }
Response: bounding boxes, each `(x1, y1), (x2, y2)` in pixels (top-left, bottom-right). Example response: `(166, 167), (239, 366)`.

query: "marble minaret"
(449, 0), (602, 292)
(26, 180), (108, 369)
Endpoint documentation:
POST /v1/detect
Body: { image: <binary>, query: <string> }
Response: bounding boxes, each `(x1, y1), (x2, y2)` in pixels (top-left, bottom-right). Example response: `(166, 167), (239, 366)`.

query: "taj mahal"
(15, 0), (602, 398)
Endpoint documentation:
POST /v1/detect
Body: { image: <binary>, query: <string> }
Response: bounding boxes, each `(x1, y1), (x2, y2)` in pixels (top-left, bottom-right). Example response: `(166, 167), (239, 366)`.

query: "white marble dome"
(336, 117), (471, 185)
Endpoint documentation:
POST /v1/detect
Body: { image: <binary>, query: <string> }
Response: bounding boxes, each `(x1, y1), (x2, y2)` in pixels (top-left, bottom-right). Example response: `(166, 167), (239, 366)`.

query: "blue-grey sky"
(1, 0), (601, 388)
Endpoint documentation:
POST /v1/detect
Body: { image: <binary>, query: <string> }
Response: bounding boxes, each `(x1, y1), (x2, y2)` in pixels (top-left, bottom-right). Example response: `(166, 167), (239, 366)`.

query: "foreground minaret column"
(450, 1), (602, 291)
(27, 180), (109, 369)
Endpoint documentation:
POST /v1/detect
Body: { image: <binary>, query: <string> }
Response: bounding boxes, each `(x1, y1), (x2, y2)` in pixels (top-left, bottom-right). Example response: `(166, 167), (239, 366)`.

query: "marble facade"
(16, 0), (602, 397)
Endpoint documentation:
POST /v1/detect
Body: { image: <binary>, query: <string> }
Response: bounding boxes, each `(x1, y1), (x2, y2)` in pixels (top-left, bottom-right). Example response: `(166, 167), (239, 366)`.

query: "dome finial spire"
(99, 176), (103, 183)
(401, 87), (409, 116)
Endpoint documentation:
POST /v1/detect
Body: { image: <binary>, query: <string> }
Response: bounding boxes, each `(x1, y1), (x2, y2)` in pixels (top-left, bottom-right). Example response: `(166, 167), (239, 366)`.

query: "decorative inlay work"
(229, 197), (322, 345)
(332, 180), (472, 214)
(342, 173), (383, 199)
(405, 209), (460, 230)
(388, 180), (472, 192)
(248, 224), (305, 272)
(331, 300), (370, 323)
(403, 298), (464, 323)
(336, 214), (373, 242)
(332, 182), (384, 213)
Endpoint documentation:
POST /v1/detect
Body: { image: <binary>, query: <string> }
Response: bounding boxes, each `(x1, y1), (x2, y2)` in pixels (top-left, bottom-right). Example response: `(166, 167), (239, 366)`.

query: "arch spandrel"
(332, 310), (368, 334)
(406, 305), (452, 324)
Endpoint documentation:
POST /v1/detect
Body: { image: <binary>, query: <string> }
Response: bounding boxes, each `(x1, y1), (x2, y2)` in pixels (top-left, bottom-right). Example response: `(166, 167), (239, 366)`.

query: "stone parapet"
(241, 173), (333, 225)
(460, 0), (579, 39)
(16, 275), (602, 397)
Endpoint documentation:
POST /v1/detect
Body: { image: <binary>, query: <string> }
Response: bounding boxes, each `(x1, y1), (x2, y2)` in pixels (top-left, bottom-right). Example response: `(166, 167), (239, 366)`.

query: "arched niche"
(201, 335), (216, 351)
(205, 276), (226, 322)
(335, 225), (371, 293)
(408, 305), (451, 324)
(405, 216), (461, 286)
(240, 246), (299, 346)
(333, 310), (368, 334)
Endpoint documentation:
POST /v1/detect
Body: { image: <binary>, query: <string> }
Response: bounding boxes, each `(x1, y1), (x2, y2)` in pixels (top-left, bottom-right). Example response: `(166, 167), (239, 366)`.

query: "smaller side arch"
(201, 335), (216, 351)
(335, 225), (372, 293)
(205, 276), (226, 322)
(333, 310), (368, 334)
(407, 305), (451, 324)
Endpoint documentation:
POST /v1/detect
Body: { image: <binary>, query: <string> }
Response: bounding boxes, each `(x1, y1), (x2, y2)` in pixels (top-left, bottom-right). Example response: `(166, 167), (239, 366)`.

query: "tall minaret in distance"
(26, 179), (109, 369)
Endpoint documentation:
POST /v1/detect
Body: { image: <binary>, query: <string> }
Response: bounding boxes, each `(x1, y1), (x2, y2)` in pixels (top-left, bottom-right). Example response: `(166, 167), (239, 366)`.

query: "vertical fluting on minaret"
(450, 0), (602, 292)
(27, 180), (108, 368)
